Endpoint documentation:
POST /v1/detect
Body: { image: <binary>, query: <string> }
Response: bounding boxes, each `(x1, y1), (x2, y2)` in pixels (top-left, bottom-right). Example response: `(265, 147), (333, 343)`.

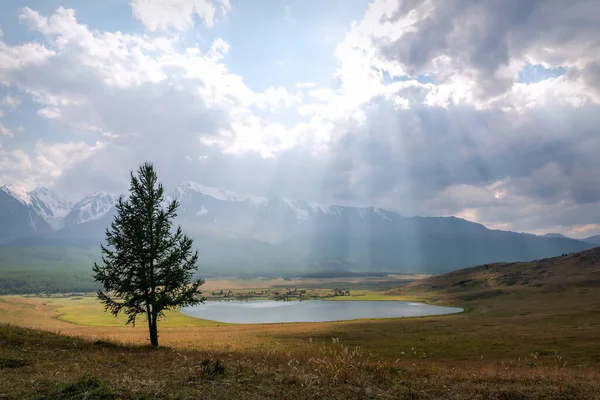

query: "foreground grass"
(1, 323), (598, 399)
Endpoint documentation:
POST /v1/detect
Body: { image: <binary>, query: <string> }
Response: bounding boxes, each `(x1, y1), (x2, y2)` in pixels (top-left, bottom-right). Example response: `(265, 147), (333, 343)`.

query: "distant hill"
(390, 246), (600, 301)
(5, 215), (595, 276)
(583, 235), (600, 245)
(540, 232), (600, 246)
(0, 246), (101, 294)
(541, 233), (570, 239)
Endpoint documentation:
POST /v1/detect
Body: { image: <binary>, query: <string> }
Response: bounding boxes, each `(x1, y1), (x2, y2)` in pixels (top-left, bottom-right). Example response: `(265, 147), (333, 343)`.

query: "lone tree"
(93, 162), (205, 348)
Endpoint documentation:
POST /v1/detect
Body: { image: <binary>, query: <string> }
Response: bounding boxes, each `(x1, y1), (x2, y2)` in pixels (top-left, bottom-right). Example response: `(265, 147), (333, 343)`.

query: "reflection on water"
(181, 300), (462, 324)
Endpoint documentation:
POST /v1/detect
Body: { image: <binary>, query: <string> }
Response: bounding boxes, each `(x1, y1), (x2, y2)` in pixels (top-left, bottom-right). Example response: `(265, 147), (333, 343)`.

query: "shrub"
(200, 358), (226, 377)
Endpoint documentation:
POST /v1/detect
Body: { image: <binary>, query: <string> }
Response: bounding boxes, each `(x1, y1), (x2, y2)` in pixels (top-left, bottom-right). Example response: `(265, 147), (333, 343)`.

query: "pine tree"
(92, 162), (205, 348)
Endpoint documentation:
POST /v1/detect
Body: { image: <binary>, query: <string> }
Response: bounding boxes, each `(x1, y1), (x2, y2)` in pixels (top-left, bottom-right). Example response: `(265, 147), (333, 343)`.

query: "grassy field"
(41, 296), (231, 327)
(1, 249), (600, 398)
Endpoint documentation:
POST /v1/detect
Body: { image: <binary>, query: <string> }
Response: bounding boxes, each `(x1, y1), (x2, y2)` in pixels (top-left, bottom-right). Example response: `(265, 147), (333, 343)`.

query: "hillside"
(0, 247), (100, 294)
(584, 234), (600, 245)
(388, 246), (600, 305)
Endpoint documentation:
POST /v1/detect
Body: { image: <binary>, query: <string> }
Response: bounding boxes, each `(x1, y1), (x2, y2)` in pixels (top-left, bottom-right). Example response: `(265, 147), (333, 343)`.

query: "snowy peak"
(0, 184), (119, 230)
(31, 187), (56, 198)
(0, 184), (53, 240)
(172, 181), (266, 203)
(0, 185), (79, 230)
(29, 187), (73, 230)
(0, 185), (72, 217)
(0, 185), (74, 230)
(30, 187), (72, 218)
(0, 184), (32, 206)
(169, 182), (396, 223)
(0, 180), (404, 231)
(64, 190), (118, 225)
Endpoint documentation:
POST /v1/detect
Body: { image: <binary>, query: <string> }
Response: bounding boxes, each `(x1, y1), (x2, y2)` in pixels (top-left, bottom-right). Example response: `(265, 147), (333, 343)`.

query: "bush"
(200, 358), (226, 377)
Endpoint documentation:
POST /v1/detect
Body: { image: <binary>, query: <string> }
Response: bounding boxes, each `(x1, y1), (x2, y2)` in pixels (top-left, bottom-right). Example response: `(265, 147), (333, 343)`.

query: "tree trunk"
(146, 297), (155, 348)
(149, 316), (159, 348)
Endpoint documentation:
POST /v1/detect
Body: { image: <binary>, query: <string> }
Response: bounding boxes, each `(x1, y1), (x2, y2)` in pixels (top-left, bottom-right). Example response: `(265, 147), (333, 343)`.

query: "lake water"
(180, 300), (463, 324)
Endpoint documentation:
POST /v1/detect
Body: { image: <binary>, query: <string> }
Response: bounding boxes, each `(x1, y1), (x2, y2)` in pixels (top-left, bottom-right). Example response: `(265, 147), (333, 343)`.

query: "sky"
(0, 0), (599, 238)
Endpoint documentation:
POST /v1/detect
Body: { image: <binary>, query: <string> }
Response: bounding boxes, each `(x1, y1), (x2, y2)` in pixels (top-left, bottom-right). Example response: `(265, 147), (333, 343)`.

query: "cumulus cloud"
(0, 6), (308, 195)
(1, 95), (20, 109)
(0, 140), (104, 190)
(0, 122), (12, 137)
(130, 0), (231, 31)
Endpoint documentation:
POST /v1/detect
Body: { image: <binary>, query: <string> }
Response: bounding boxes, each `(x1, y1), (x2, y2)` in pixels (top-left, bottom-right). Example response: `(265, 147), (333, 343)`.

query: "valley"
(2, 182), (599, 398)
(2, 247), (600, 398)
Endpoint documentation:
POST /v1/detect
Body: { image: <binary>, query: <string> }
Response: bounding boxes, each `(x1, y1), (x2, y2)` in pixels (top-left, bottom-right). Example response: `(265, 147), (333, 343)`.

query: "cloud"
(0, 140), (103, 190)
(0, 7), (311, 195)
(0, 41), (55, 85)
(0, 2), (599, 237)
(0, 122), (12, 137)
(337, 0), (600, 105)
(130, 0), (231, 31)
(1, 95), (20, 109)
(295, 82), (316, 89)
(566, 224), (599, 238)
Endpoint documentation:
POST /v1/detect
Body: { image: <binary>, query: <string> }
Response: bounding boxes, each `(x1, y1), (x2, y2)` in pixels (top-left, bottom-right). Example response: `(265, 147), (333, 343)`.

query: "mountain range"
(0, 182), (598, 276)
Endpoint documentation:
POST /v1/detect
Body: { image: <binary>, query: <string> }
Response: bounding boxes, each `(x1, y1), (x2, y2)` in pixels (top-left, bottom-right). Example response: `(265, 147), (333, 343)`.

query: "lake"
(181, 300), (463, 324)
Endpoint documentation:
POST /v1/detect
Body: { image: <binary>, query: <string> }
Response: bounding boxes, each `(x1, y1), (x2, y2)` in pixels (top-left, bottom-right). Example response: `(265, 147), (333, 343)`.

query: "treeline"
(0, 277), (100, 295)
(0, 246), (100, 294)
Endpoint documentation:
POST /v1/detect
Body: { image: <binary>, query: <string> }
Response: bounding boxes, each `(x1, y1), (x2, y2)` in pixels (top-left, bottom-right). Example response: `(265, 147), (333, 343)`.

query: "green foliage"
(92, 162), (206, 347)
(0, 246), (100, 294)
(50, 373), (117, 400)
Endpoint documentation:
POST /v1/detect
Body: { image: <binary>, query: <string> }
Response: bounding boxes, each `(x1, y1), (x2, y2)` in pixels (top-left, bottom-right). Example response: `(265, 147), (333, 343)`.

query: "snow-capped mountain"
(63, 190), (119, 226)
(0, 185), (73, 230)
(0, 180), (405, 237)
(1, 181), (596, 275)
(30, 187), (72, 229)
(0, 184), (32, 206)
(167, 181), (395, 242)
(0, 184), (52, 242)
(168, 181), (266, 204)
(169, 181), (386, 223)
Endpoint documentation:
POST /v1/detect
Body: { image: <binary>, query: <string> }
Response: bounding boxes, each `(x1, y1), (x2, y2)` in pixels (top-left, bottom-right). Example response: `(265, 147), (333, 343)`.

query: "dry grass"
(2, 248), (600, 398)
(1, 323), (598, 399)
